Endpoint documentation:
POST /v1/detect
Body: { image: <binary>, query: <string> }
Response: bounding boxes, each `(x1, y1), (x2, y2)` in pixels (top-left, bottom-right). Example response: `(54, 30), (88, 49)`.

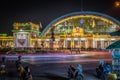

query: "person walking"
(15, 55), (22, 69)
(0, 65), (6, 80)
(23, 66), (32, 80)
(74, 64), (84, 80)
(1, 56), (6, 65)
(68, 65), (76, 79)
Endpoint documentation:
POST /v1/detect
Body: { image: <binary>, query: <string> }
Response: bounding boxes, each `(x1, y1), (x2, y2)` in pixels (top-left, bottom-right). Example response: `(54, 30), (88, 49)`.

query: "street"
(3, 51), (112, 80)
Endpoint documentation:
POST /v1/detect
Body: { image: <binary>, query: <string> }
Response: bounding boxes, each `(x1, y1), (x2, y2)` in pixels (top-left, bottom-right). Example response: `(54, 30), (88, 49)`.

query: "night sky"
(0, 0), (119, 35)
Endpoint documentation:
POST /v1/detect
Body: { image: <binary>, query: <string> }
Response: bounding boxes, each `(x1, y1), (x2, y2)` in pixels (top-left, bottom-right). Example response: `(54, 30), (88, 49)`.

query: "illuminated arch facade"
(40, 11), (120, 49)
(0, 11), (120, 49)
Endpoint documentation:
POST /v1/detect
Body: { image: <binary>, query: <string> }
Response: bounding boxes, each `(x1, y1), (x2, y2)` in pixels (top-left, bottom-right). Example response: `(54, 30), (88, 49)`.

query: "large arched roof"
(40, 11), (120, 36)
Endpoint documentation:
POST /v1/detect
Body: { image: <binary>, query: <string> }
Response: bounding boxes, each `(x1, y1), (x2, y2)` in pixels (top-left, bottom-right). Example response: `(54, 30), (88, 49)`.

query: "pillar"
(87, 38), (93, 48)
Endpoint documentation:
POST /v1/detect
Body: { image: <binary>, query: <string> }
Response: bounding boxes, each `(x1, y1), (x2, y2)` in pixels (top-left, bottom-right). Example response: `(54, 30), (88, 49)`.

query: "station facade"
(0, 11), (120, 49)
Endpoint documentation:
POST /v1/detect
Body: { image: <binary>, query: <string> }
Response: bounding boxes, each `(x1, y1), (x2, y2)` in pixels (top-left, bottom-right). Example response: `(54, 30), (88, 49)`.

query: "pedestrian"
(67, 65), (76, 79)
(74, 64), (84, 80)
(23, 66), (32, 80)
(100, 59), (105, 66)
(0, 64), (6, 80)
(17, 64), (25, 80)
(1, 56), (6, 64)
(98, 60), (108, 80)
(15, 55), (22, 69)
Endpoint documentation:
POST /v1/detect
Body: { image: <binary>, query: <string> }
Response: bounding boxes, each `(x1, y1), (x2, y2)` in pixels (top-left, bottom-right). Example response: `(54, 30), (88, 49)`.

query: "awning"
(110, 29), (120, 36)
(106, 40), (120, 49)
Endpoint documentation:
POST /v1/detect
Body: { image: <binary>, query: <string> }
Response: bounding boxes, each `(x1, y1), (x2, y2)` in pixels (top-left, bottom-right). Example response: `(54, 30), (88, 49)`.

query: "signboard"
(15, 33), (29, 47)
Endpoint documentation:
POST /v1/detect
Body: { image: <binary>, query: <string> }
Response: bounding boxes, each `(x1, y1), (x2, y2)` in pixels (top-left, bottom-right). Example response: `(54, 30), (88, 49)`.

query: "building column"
(108, 40), (110, 46)
(96, 40), (98, 48)
(101, 40), (104, 49)
(78, 39), (80, 48)
(0, 40), (1, 47)
(85, 40), (88, 49)
(79, 38), (81, 49)
(93, 40), (95, 49)
(94, 40), (96, 48)
(63, 40), (66, 48)
(87, 38), (93, 48)
(71, 38), (74, 49)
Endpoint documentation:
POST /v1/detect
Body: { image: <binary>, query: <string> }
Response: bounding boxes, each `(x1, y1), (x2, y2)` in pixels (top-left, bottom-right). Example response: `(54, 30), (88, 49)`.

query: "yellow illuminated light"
(54, 15), (117, 26)
(115, 1), (120, 7)
(71, 41), (74, 46)
(41, 15), (119, 35)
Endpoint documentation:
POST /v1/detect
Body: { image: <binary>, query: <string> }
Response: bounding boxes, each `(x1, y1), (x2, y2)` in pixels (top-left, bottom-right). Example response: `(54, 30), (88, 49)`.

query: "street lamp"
(115, 1), (120, 7)
(79, 19), (84, 53)
(51, 27), (55, 50)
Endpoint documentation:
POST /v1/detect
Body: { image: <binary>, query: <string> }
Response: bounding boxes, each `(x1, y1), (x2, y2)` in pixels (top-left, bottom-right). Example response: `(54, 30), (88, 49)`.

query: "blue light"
(80, 19), (84, 24)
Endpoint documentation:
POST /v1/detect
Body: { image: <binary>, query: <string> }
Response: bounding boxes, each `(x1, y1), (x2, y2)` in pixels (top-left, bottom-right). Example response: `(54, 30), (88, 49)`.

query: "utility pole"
(81, 0), (83, 11)
(51, 27), (55, 50)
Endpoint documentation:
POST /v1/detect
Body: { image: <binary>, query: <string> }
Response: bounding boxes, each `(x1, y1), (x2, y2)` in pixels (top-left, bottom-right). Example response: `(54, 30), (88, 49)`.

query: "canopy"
(106, 40), (120, 49)
(110, 29), (120, 36)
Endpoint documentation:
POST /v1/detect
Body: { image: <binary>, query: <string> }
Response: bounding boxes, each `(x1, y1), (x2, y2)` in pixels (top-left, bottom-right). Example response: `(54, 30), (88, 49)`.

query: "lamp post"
(79, 19), (84, 53)
(51, 27), (55, 50)
(115, 1), (120, 7)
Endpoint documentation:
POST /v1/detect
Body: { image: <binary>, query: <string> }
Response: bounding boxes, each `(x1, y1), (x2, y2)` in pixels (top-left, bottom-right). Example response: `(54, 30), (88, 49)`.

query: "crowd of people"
(0, 56), (119, 80)
(67, 60), (118, 80)
(0, 56), (6, 80)
(96, 60), (117, 80)
(0, 56), (33, 80)
(0, 55), (85, 80)
(15, 55), (33, 80)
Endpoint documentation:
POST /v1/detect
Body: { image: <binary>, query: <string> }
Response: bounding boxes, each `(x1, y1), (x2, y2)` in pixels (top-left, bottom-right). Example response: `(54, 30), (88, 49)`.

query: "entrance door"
(74, 40), (78, 48)
(66, 40), (71, 49)
(97, 41), (101, 49)
(104, 41), (108, 49)
(80, 40), (85, 49)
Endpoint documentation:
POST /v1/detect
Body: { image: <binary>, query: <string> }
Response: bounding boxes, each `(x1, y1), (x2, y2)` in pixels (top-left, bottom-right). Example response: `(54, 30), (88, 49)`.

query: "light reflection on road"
(4, 52), (112, 64)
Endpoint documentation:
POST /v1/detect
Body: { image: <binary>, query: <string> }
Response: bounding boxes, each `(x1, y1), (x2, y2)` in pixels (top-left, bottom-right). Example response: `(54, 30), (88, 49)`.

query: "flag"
(39, 22), (42, 29)
(92, 19), (95, 28)
(64, 21), (68, 27)
(90, 19), (95, 28)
